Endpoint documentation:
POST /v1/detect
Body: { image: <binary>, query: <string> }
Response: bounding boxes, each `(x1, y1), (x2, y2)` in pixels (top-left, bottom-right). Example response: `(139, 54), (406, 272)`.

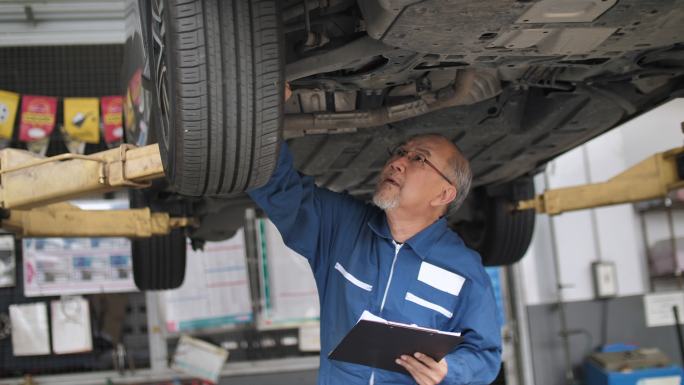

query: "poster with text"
(257, 218), (319, 329)
(0, 90), (19, 139)
(19, 95), (57, 142)
(64, 97), (100, 143)
(22, 200), (136, 297)
(163, 229), (253, 333)
(101, 96), (123, 144)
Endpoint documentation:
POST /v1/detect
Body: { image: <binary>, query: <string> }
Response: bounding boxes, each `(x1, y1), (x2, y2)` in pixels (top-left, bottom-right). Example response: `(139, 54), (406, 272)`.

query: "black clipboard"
(328, 319), (463, 374)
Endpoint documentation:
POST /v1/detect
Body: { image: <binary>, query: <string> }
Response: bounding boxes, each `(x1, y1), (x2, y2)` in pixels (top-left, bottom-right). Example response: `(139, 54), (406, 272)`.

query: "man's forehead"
(404, 136), (452, 157)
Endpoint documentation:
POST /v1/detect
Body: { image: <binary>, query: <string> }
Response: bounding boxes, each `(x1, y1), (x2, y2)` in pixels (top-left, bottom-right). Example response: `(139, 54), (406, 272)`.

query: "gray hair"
(446, 144), (472, 214)
(405, 134), (472, 215)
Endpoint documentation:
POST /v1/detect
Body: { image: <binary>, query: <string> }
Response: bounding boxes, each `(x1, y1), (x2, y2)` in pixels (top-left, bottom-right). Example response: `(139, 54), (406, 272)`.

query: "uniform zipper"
(380, 241), (403, 312)
(371, 241), (403, 385)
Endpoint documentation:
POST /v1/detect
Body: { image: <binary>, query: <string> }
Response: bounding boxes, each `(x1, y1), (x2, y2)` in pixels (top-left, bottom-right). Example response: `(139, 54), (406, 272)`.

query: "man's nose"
(389, 156), (406, 173)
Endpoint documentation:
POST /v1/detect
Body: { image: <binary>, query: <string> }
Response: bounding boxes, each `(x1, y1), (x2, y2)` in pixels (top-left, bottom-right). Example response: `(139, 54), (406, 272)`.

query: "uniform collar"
(367, 210), (449, 260)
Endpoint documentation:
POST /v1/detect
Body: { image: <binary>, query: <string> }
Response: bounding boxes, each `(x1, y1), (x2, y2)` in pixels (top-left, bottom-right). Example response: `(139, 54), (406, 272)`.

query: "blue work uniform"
(248, 143), (502, 385)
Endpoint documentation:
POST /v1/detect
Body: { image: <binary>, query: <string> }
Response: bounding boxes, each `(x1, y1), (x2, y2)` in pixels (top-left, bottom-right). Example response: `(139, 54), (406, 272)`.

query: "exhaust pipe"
(283, 69), (501, 138)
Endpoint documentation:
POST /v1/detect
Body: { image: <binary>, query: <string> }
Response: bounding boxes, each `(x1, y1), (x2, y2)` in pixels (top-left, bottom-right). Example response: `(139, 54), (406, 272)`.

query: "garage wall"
(517, 98), (684, 385)
(526, 295), (684, 385)
(520, 98), (684, 305)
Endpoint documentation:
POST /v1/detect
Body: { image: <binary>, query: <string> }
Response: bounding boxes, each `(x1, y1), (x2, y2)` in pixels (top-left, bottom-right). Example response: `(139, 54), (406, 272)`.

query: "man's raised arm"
(247, 142), (368, 271)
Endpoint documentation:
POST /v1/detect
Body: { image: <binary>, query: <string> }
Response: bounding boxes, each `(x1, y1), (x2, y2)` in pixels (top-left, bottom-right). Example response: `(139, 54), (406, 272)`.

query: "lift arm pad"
(1, 203), (196, 238)
(0, 144), (165, 210)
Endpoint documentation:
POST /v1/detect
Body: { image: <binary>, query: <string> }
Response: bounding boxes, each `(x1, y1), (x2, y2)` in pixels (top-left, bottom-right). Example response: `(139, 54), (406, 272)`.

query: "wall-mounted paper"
(257, 219), (319, 329)
(51, 296), (92, 354)
(0, 235), (16, 288)
(10, 302), (50, 356)
(23, 200), (136, 297)
(163, 229), (252, 333)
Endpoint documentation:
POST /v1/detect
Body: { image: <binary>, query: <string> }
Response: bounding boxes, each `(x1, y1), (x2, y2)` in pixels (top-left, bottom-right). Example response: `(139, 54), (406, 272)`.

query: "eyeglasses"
(387, 146), (455, 186)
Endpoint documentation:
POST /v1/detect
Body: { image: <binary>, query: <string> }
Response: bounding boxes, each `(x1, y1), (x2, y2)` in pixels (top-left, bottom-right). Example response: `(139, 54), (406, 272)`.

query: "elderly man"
(248, 129), (502, 384)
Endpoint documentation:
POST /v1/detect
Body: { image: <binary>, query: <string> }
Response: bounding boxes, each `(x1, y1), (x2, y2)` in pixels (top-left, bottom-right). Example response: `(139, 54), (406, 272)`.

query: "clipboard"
(328, 312), (463, 374)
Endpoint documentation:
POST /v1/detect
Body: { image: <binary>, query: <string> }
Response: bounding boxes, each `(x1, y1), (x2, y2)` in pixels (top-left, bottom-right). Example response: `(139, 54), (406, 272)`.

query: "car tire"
(150, 0), (283, 196)
(455, 177), (536, 266)
(129, 189), (187, 290)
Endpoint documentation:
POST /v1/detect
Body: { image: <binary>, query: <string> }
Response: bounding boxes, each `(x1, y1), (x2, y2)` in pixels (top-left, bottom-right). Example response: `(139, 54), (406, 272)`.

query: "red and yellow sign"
(101, 96), (123, 144)
(128, 69), (142, 107)
(64, 98), (100, 144)
(19, 95), (57, 142)
(0, 90), (20, 140)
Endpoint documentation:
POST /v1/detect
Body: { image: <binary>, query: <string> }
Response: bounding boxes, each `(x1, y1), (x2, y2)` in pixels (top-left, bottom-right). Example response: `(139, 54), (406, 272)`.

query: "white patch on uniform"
(405, 292), (453, 318)
(335, 262), (372, 291)
(417, 262), (465, 296)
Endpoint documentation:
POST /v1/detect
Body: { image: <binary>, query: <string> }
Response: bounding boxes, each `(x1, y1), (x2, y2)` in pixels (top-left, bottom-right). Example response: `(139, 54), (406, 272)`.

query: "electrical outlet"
(592, 262), (617, 299)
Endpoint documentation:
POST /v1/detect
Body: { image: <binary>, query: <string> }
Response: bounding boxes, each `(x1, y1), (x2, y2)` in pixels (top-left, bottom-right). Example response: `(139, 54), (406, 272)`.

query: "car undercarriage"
(121, 0), (684, 288)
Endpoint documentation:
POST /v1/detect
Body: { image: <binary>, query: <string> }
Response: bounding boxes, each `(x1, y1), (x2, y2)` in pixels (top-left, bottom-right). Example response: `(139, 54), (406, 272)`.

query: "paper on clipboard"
(10, 302), (50, 356)
(51, 296), (93, 354)
(358, 311), (460, 337)
(329, 311), (462, 374)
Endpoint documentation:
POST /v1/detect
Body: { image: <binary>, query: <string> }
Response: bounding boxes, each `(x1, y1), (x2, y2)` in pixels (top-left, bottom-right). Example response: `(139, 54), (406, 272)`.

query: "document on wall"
(163, 229), (253, 332)
(23, 237), (136, 297)
(0, 235), (16, 287)
(22, 199), (137, 297)
(51, 296), (93, 354)
(298, 322), (321, 352)
(256, 218), (319, 329)
(10, 302), (50, 356)
(644, 291), (684, 327)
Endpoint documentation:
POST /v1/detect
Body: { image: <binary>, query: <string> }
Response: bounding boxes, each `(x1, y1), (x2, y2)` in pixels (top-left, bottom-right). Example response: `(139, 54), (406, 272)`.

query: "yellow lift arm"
(2, 141), (680, 235)
(0, 144), (196, 238)
(517, 147), (684, 215)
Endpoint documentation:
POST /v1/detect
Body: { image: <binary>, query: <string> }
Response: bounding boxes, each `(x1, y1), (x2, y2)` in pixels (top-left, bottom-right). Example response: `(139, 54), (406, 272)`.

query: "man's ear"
(430, 185), (458, 208)
(443, 185), (458, 205)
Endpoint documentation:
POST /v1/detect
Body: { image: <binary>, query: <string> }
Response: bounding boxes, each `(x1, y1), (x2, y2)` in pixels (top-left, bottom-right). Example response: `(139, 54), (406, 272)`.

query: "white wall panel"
(0, 1), (125, 46)
(519, 98), (684, 305)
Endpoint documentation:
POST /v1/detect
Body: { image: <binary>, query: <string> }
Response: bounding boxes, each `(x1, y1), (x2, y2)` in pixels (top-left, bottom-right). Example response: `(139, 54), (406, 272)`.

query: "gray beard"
(372, 192), (399, 210)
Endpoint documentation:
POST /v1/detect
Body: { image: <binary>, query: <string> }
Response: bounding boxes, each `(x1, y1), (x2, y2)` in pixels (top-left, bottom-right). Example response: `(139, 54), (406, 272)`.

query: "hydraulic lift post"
(0, 143), (196, 238)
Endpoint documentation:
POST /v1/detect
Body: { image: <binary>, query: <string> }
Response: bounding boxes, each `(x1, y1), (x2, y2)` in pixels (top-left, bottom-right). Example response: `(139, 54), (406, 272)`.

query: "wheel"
(454, 177), (536, 266)
(149, 0), (283, 196)
(129, 189), (187, 290)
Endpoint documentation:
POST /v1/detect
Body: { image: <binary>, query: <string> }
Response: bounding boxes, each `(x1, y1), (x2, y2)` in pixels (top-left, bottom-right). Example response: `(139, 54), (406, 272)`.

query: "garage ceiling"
(0, 0), (125, 46)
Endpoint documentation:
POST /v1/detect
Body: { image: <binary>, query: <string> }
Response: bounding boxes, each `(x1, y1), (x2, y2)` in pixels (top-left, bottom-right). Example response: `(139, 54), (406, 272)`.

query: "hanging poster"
(19, 95), (57, 142)
(256, 218), (320, 329)
(162, 230), (253, 333)
(101, 96), (123, 145)
(23, 237), (136, 297)
(64, 97), (100, 144)
(22, 200), (136, 297)
(0, 90), (19, 140)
